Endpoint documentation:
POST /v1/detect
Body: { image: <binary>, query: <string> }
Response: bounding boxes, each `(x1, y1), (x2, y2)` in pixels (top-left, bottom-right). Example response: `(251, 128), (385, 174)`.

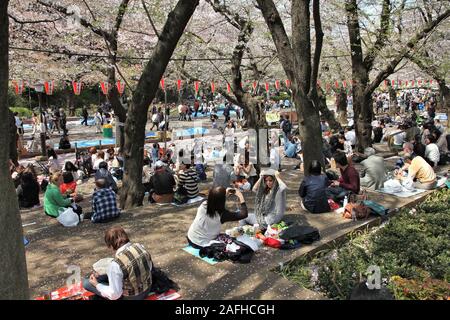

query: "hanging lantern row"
(10, 78), (437, 96)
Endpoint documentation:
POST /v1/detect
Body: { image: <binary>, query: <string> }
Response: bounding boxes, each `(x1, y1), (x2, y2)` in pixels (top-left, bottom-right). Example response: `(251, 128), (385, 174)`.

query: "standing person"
(59, 108), (68, 135)
(83, 226), (153, 300)
(194, 99), (200, 117)
(223, 121), (235, 163)
(81, 107), (89, 126)
(223, 104), (230, 123)
(150, 111), (160, 131)
(94, 110), (103, 133)
(31, 112), (39, 135)
(178, 103), (184, 121)
(240, 169), (287, 228)
(281, 115), (292, 145)
(52, 108), (61, 134)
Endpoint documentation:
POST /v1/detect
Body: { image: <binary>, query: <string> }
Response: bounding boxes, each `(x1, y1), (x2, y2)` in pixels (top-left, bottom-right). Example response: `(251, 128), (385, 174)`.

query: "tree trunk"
(66, 90), (75, 116)
(0, 0), (30, 299)
(389, 85), (397, 116)
(9, 110), (19, 166)
(353, 89), (373, 152)
(437, 81), (450, 111)
(317, 87), (341, 131)
(335, 89), (348, 127)
(120, 0), (200, 209)
(294, 89), (324, 175)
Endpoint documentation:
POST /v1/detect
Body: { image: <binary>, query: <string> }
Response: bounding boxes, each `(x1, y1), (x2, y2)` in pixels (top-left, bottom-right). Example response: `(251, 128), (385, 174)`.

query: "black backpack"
(282, 120), (292, 133)
(279, 224), (320, 244)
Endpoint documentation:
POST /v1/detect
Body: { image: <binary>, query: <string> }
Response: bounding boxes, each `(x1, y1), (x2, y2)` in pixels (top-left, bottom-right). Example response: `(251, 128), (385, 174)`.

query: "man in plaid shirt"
(90, 179), (120, 223)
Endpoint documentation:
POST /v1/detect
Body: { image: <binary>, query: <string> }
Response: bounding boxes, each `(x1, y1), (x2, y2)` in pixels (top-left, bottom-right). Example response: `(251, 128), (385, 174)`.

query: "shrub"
(10, 107), (32, 118)
(389, 275), (450, 300)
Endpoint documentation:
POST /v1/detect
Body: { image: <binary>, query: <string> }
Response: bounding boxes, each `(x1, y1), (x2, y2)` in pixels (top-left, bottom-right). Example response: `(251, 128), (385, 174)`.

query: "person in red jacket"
(326, 151), (360, 202)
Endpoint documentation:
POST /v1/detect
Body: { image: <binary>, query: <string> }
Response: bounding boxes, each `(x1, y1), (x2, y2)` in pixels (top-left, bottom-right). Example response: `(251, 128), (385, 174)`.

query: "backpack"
(173, 185), (189, 205)
(282, 120), (292, 133)
(279, 224), (320, 244)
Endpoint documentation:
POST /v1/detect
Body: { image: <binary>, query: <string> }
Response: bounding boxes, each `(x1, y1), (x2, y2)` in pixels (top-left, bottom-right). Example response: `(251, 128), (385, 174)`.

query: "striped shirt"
(178, 168), (199, 199)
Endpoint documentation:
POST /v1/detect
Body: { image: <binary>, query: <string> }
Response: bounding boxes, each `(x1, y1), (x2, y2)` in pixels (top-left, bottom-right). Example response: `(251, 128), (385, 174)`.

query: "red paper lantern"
(405, 80), (409, 87)
(252, 81), (257, 92)
(285, 79), (291, 88)
(13, 80), (25, 95)
(227, 83), (231, 93)
(265, 82), (269, 92)
(72, 81), (82, 95)
(391, 79), (395, 86)
(335, 81), (339, 88)
(412, 80), (415, 87)
(160, 78), (165, 91)
(116, 80), (125, 96)
(343, 81), (347, 88)
(211, 82), (215, 93)
(177, 79), (182, 91)
(275, 80), (280, 90)
(194, 81), (200, 93)
(44, 81), (55, 95)
(418, 79), (422, 86)
(100, 82), (110, 95)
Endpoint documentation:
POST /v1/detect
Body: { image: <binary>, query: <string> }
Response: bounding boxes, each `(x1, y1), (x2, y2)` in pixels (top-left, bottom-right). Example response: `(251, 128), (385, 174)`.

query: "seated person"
(284, 136), (299, 158)
(234, 154), (258, 188)
(240, 169), (287, 228)
(177, 162), (200, 199)
(413, 134), (426, 158)
(16, 170), (40, 209)
(95, 161), (118, 193)
(44, 172), (82, 218)
(93, 151), (106, 171)
(58, 134), (71, 150)
(338, 134), (353, 157)
(47, 148), (62, 174)
(232, 175), (251, 192)
(327, 151), (360, 201)
(83, 226), (152, 300)
(64, 161), (84, 181)
(187, 187), (248, 248)
(60, 171), (78, 197)
(298, 160), (331, 214)
(397, 154), (437, 190)
(149, 161), (176, 203)
(86, 179), (120, 223)
(395, 142), (415, 168)
(360, 148), (386, 190)
(424, 134), (440, 167)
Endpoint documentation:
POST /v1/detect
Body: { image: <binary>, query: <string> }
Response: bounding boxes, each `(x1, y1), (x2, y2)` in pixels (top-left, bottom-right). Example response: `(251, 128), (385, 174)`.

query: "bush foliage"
(280, 189), (450, 300)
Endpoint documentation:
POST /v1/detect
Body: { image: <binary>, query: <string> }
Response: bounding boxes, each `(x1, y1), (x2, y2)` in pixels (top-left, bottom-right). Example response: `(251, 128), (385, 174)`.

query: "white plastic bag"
(383, 179), (403, 193)
(57, 207), (80, 227)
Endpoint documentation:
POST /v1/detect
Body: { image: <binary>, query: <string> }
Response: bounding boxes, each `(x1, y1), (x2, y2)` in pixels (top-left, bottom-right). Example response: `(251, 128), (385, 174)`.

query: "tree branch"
(141, 0), (160, 39)
(363, 0), (391, 71)
(255, 0), (295, 80)
(309, 0), (324, 99)
(8, 14), (62, 25)
(366, 8), (450, 95)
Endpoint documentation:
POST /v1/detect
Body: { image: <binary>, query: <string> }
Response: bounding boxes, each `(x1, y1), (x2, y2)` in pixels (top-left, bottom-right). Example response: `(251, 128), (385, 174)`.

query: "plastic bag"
(57, 207), (80, 227)
(401, 177), (415, 190)
(383, 179), (403, 193)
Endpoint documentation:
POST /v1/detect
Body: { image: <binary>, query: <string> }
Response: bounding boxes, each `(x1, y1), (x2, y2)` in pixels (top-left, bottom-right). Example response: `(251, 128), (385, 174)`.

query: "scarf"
(254, 176), (279, 228)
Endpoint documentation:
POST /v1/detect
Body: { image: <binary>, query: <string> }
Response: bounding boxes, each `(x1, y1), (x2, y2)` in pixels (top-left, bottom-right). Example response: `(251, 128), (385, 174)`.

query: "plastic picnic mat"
(182, 245), (218, 265)
(377, 176), (447, 198)
(35, 282), (181, 300)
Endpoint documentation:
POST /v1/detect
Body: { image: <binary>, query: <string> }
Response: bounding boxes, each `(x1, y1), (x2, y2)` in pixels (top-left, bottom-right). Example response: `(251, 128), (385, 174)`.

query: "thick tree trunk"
(389, 85), (398, 115)
(120, 0), (199, 209)
(437, 81), (450, 111)
(317, 87), (341, 131)
(353, 89), (373, 152)
(336, 89), (348, 126)
(293, 89), (324, 175)
(0, 0), (30, 299)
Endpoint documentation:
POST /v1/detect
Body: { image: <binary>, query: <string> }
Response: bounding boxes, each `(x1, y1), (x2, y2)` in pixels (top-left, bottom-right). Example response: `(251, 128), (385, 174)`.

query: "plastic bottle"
(343, 195), (348, 208)
(351, 208), (357, 222)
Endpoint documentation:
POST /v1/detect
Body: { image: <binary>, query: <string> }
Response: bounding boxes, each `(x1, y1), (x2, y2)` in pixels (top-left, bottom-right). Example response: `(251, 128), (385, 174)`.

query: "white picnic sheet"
(377, 176), (447, 198)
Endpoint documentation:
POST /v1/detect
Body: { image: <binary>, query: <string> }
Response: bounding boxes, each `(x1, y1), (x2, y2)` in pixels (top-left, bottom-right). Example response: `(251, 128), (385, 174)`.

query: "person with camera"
(187, 187), (248, 248)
